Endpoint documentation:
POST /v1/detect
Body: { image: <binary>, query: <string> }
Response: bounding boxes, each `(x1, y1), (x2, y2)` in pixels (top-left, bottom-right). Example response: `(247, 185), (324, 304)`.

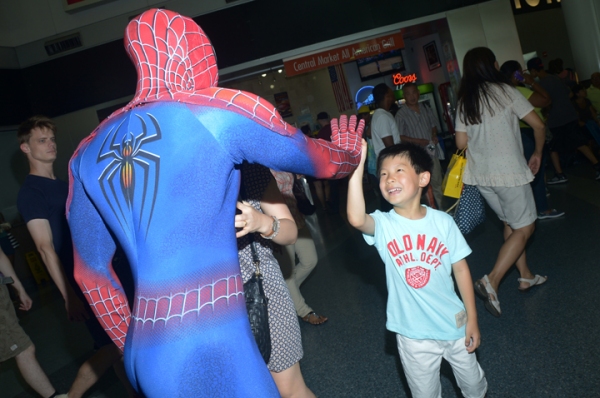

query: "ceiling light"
(261, 73), (267, 77)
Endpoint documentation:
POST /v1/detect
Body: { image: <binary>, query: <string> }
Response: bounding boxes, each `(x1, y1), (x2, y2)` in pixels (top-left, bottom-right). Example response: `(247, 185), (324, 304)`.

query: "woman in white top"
(454, 47), (547, 317)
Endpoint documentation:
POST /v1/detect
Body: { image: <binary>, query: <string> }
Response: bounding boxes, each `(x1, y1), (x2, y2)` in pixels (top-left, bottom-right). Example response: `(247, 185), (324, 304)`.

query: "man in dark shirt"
(17, 116), (133, 398)
(527, 58), (600, 183)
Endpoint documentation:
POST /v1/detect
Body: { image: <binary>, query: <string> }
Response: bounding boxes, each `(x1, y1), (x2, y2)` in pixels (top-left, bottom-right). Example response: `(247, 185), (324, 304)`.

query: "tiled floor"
(3, 163), (600, 397)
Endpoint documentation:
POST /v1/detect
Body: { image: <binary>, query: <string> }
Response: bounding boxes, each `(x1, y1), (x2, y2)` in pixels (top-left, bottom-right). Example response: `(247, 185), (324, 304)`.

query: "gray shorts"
(477, 185), (537, 229)
(0, 284), (32, 362)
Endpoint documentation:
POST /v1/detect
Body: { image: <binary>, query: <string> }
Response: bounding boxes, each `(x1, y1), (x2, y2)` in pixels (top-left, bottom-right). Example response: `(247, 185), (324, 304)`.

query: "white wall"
(447, 0), (524, 73)
(562, 0), (600, 81)
(514, 8), (574, 72)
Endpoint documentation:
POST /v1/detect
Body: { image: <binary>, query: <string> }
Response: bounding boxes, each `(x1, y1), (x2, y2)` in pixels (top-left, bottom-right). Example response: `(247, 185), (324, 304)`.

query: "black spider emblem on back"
(97, 113), (161, 238)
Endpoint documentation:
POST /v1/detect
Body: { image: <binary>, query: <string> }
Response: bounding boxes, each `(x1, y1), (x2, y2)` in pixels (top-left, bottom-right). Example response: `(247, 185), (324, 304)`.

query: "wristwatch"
(261, 216), (280, 240)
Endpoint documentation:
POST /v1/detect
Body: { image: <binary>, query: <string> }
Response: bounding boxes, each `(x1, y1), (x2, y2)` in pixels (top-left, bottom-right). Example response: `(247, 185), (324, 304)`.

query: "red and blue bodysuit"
(66, 9), (362, 397)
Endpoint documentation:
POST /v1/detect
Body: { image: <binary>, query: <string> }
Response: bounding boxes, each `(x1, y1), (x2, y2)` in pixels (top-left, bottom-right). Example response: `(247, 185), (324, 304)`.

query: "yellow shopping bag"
(442, 148), (467, 198)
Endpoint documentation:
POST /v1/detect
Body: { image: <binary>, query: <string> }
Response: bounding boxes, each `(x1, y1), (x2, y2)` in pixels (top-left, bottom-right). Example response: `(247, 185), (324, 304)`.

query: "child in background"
(346, 141), (487, 398)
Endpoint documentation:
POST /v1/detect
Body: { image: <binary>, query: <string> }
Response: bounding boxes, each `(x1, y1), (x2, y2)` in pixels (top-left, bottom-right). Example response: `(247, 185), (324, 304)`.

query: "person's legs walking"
(67, 343), (122, 398)
(292, 228), (318, 288)
(15, 344), (58, 398)
(270, 362), (315, 398)
(475, 185), (538, 315)
(486, 222), (535, 292)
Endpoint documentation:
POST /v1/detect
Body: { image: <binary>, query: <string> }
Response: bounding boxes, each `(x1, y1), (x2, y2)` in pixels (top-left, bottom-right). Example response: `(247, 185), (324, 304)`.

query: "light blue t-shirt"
(364, 207), (472, 340)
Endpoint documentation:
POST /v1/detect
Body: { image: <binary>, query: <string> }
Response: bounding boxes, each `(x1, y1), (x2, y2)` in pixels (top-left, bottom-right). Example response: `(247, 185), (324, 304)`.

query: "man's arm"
(347, 139), (375, 235)
(0, 247), (32, 311)
(381, 135), (395, 147)
(26, 219), (88, 321)
(452, 258), (480, 353)
(205, 109), (364, 180)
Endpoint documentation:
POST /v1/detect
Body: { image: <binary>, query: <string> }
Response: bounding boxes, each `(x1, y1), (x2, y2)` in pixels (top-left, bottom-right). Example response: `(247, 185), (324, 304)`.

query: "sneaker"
(538, 209), (565, 219)
(547, 174), (568, 185)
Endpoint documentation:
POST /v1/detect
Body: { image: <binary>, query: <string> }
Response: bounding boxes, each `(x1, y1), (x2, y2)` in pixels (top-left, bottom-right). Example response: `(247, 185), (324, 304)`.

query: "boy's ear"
(418, 171), (431, 188)
(20, 142), (30, 154)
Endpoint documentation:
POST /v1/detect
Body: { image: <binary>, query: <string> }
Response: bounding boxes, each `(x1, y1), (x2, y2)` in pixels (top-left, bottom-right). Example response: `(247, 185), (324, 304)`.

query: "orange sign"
(284, 32), (404, 77)
(392, 72), (417, 85)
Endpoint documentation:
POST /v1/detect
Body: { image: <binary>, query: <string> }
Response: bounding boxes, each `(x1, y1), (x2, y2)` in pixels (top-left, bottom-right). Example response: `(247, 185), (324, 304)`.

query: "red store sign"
(284, 32), (405, 77)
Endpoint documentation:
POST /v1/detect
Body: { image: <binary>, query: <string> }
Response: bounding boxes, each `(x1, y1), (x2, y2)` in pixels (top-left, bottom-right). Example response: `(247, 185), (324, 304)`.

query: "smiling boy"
(347, 141), (487, 398)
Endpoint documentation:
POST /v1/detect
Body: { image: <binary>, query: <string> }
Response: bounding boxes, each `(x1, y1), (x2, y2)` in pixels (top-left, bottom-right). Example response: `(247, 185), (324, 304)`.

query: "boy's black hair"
(376, 143), (433, 177)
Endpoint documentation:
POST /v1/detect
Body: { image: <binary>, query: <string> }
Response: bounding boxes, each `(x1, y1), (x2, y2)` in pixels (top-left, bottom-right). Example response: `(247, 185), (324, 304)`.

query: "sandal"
(518, 275), (547, 292)
(301, 311), (328, 325)
(474, 275), (501, 317)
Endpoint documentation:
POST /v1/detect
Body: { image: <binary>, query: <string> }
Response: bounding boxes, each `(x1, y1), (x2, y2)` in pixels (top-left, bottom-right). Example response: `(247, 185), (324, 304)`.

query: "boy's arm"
(452, 258), (480, 353)
(347, 139), (375, 235)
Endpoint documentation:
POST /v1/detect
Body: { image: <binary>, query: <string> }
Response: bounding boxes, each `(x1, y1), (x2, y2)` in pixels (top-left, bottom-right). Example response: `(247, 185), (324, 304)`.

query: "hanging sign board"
(511, 0), (561, 15)
(284, 32), (404, 77)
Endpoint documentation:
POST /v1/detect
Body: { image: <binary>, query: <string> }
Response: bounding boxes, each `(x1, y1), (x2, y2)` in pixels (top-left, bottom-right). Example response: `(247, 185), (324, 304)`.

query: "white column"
(447, 0), (524, 74)
(561, 0), (600, 80)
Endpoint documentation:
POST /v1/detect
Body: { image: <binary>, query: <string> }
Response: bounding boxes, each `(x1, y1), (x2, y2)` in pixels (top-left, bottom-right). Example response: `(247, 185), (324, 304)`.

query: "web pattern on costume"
(97, 113), (161, 239)
(126, 9), (218, 103)
(132, 274), (244, 328)
(80, 281), (131, 348)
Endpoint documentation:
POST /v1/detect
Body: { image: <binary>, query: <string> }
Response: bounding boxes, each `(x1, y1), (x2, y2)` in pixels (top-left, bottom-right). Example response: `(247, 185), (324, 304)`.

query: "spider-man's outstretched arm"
(196, 106), (364, 179)
(67, 156), (131, 351)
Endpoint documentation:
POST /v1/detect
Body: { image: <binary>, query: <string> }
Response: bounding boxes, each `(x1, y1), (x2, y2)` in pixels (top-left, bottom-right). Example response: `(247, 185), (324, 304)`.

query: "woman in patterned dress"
(236, 163), (315, 398)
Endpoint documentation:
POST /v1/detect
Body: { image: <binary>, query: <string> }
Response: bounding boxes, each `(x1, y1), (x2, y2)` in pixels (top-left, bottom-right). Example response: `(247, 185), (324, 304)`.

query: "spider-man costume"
(67, 9), (362, 397)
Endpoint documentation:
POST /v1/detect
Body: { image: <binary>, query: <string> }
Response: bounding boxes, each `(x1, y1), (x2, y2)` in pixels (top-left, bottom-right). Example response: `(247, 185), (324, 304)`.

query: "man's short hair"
(377, 143), (433, 177)
(18, 116), (56, 145)
(526, 57), (544, 72)
(402, 82), (418, 92)
(316, 112), (329, 120)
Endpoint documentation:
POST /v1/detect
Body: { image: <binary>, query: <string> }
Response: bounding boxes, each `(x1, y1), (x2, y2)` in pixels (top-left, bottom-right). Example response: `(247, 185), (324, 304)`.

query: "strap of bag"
(249, 239), (261, 276)
(239, 166), (262, 276)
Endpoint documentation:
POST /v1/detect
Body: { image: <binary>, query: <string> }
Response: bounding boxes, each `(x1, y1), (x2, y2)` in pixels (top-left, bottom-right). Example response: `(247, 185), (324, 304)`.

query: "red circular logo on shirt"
(405, 266), (430, 289)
